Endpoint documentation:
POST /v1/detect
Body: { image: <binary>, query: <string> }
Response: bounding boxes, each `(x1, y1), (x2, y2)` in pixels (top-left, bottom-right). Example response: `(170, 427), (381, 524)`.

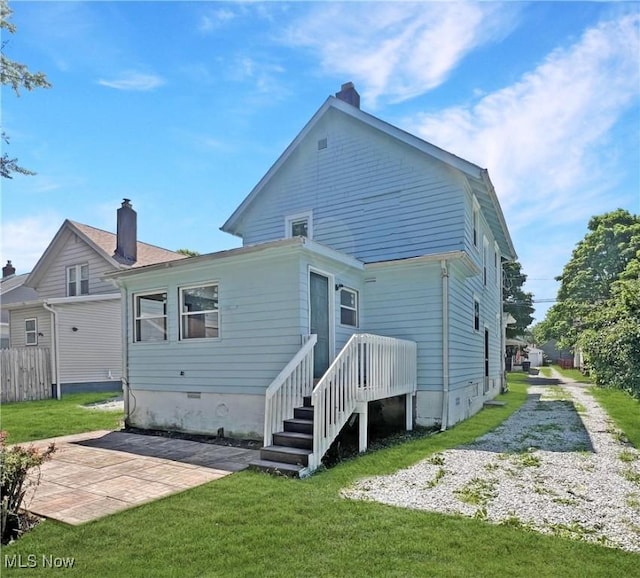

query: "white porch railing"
(263, 334), (317, 446)
(308, 333), (417, 471)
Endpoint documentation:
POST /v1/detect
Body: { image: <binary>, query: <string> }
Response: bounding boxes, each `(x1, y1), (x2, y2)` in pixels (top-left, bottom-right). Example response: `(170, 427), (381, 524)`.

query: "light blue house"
(109, 83), (517, 475)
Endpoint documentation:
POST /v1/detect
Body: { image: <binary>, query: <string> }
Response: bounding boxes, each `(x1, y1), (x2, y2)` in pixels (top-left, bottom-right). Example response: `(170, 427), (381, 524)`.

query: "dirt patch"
(122, 426), (263, 450)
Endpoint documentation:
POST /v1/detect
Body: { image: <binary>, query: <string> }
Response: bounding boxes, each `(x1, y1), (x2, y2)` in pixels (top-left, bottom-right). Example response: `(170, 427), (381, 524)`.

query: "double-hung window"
(180, 284), (219, 339)
(25, 318), (38, 345)
(134, 292), (167, 342)
(67, 264), (89, 296)
(339, 287), (358, 327)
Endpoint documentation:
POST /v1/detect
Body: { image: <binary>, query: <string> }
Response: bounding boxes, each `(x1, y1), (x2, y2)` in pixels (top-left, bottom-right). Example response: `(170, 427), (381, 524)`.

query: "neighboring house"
(108, 83), (517, 475)
(0, 261), (38, 348)
(7, 200), (184, 396)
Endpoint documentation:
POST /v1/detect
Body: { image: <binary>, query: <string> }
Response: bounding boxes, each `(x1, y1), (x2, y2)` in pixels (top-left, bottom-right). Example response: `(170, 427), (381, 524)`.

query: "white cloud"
(0, 214), (62, 273)
(284, 2), (519, 107)
(199, 8), (237, 33)
(408, 14), (640, 230)
(98, 71), (165, 91)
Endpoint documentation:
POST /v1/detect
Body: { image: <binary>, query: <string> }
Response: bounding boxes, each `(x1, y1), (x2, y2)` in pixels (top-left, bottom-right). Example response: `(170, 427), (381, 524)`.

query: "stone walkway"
(24, 430), (261, 525)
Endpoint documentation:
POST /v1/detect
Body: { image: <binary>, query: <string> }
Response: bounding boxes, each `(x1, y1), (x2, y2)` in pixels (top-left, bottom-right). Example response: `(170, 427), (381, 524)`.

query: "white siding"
(237, 108), (466, 263)
(361, 260), (443, 393)
(123, 248), (307, 395)
(9, 306), (51, 348)
(55, 299), (122, 384)
(35, 229), (118, 299)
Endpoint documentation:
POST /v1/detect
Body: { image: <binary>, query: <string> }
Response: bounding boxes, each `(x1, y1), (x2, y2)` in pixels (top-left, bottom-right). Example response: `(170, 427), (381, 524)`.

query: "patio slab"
(22, 430), (260, 525)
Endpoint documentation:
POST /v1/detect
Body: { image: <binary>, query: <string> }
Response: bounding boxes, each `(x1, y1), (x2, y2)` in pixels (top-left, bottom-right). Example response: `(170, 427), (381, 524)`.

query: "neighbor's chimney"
(2, 260), (16, 278)
(335, 82), (360, 109)
(115, 198), (137, 264)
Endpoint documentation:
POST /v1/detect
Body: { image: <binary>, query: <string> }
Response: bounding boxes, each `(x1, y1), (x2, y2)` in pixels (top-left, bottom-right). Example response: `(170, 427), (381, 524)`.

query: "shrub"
(1, 430), (56, 544)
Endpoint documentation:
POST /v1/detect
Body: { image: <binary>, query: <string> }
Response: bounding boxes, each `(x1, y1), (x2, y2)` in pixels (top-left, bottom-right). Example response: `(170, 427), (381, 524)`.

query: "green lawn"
(3, 377), (639, 576)
(550, 365), (639, 449)
(589, 387), (640, 449)
(0, 392), (123, 444)
(551, 364), (593, 383)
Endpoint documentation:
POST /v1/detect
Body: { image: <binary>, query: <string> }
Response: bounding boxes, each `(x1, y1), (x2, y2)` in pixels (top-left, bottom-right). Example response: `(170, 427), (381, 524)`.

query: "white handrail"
(263, 334), (317, 446)
(308, 333), (417, 471)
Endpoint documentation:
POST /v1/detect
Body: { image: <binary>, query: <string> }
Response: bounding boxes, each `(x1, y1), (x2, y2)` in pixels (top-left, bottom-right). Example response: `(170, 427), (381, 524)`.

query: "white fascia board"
(46, 293), (121, 305)
(365, 250), (481, 275)
(300, 238), (365, 270)
(104, 237), (306, 281)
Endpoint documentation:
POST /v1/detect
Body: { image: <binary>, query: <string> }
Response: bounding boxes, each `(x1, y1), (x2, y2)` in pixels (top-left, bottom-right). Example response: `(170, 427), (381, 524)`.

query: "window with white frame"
(339, 287), (358, 327)
(472, 197), (480, 249)
(285, 211), (313, 239)
(25, 318), (38, 345)
(134, 292), (167, 342)
(494, 243), (500, 285)
(473, 298), (480, 331)
(180, 284), (219, 339)
(67, 264), (89, 296)
(483, 236), (489, 286)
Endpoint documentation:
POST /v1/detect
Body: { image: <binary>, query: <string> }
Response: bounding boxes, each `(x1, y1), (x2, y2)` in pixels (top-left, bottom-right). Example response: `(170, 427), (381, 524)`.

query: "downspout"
(440, 260), (449, 431)
(114, 279), (131, 423)
(42, 302), (61, 400)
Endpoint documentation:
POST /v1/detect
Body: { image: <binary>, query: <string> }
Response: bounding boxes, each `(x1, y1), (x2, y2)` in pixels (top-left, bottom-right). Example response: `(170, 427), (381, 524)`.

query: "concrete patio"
(23, 430), (261, 525)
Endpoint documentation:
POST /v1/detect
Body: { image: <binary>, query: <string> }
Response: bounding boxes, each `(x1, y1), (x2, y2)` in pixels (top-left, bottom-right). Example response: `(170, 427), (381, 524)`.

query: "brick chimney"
(335, 82), (360, 109)
(114, 199), (137, 264)
(2, 260), (16, 278)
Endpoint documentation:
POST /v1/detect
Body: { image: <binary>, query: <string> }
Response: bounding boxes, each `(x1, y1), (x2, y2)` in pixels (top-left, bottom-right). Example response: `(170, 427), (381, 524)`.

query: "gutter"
(440, 260), (450, 431)
(42, 302), (61, 400)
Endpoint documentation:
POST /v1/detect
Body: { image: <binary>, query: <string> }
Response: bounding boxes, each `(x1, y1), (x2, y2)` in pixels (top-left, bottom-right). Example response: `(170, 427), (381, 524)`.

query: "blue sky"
(2, 1), (639, 323)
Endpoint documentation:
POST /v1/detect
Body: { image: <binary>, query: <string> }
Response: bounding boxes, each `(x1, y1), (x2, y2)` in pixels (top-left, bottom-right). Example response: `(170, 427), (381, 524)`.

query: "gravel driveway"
(343, 373), (640, 553)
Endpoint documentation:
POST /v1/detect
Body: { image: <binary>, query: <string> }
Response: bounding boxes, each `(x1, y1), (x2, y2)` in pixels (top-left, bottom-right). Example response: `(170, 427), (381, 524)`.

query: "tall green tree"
(1, 0), (51, 178)
(539, 209), (640, 395)
(578, 254), (640, 396)
(502, 260), (534, 339)
(541, 209), (640, 349)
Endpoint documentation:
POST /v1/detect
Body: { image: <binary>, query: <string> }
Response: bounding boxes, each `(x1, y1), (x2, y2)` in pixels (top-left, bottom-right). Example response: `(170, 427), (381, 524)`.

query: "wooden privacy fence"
(1, 348), (52, 403)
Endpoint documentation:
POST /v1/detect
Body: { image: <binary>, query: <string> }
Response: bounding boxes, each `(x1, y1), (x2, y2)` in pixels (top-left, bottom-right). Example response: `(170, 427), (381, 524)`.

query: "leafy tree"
(541, 209), (640, 350)
(176, 249), (200, 257)
(578, 258), (640, 396)
(502, 260), (534, 339)
(539, 209), (640, 396)
(1, 0), (51, 178)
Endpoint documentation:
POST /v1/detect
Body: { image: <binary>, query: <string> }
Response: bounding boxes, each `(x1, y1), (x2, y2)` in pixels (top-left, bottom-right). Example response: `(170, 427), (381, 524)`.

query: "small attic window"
(285, 211), (313, 239)
(317, 138), (327, 150)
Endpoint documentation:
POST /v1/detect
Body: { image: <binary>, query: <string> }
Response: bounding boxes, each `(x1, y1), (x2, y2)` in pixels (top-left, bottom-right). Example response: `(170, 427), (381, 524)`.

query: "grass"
(0, 392), (123, 444)
(552, 365), (593, 383)
(588, 387), (640, 449)
(3, 376), (640, 577)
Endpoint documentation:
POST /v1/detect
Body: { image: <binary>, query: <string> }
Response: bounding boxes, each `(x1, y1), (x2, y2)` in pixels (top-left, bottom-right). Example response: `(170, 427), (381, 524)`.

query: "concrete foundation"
(127, 390), (265, 440)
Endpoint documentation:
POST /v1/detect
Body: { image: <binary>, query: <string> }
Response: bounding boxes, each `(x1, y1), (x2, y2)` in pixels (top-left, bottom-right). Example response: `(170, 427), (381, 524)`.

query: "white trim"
(472, 195), (480, 250)
(49, 293), (121, 305)
(66, 263), (89, 297)
(494, 242), (501, 286)
(308, 266), (335, 366)
(178, 282), (221, 342)
(132, 289), (168, 343)
(338, 287), (358, 328)
(106, 237), (366, 281)
(473, 295), (480, 332)
(483, 236), (489, 287)
(25, 317), (38, 345)
(285, 210), (313, 240)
